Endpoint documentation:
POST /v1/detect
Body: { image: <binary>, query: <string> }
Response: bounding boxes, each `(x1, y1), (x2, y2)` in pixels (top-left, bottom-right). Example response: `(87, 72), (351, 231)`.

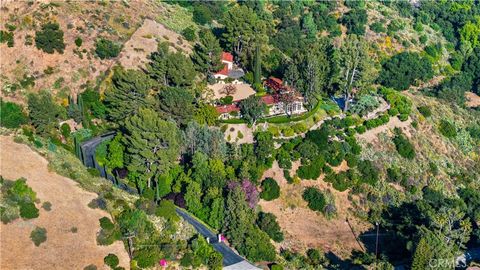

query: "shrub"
(303, 187), (326, 212)
(418, 105), (431, 117)
(237, 130), (244, 139)
(19, 202), (39, 219)
(83, 264), (97, 270)
(388, 108), (399, 116)
(155, 200), (179, 222)
(355, 125), (367, 134)
(75, 37), (83, 47)
(104, 253), (119, 269)
(0, 99), (28, 128)
(297, 156), (324, 180)
(419, 35), (427, 44)
(193, 5), (213, 25)
(30, 226), (47, 246)
(324, 171), (355, 192)
(281, 127), (295, 137)
(99, 217), (115, 231)
(398, 114), (409, 121)
(260, 178), (280, 201)
(292, 123), (308, 134)
(35, 22), (65, 54)
(468, 124), (480, 140)
(181, 26), (196, 42)
(87, 168), (101, 177)
(95, 38), (121, 59)
(439, 120), (457, 138)
(345, 153), (359, 167)
(283, 170), (293, 183)
(1, 206), (19, 224)
(267, 125), (280, 137)
(0, 30), (14, 47)
(346, 127), (356, 136)
(307, 248), (326, 265)
(41, 201), (52, 211)
(380, 87), (412, 115)
(370, 21), (386, 33)
(61, 123), (71, 138)
(357, 160), (379, 185)
(276, 148), (292, 169)
(392, 128), (416, 159)
(271, 265), (284, 270)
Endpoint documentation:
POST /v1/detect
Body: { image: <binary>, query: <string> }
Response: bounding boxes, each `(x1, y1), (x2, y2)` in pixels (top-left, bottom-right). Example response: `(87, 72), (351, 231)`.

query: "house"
(263, 77), (307, 116)
(214, 76), (307, 120)
(213, 52), (245, 81)
(216, 103), (240, 120)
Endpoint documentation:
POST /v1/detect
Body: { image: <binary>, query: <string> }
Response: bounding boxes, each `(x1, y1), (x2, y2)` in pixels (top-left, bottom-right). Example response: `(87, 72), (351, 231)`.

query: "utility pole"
(375, 222), (379, 269)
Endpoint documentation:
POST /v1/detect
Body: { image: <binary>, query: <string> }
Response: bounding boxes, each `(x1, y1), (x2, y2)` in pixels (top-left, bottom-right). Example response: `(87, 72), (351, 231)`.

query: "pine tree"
(123, 108), (180, 191)
(411, 230), (453, 270)
(147, 42), (196, 87)
(192, 29), (223, 75)
(104, 68), (151, 124)
(27, 91), (65, 135)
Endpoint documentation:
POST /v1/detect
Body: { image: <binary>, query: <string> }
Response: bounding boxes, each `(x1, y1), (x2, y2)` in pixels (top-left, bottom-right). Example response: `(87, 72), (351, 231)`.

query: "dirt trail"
(0, 136), (129, 270)
(356, 117), (412, 142)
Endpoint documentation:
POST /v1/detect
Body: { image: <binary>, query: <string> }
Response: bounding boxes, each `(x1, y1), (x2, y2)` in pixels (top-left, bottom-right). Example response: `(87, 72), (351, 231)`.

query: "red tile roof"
(216, 104), (240, 114)
(215, 64), (229, 76)
(261, 95), (276, 105)
(269, 77), (283, 85)
(221, 52), (234, 62)
(264, 77), (285, 92)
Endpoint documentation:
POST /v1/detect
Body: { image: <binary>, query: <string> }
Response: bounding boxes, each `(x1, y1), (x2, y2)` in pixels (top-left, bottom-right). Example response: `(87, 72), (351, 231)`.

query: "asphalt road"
(175, 208), (246, 266)
(80, 132), (136, 194)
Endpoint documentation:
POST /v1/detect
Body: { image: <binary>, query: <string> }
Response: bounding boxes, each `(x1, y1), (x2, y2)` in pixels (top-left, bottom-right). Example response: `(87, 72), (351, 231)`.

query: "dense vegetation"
(2, 1), (480, 269)
(0, 177), (40, 223)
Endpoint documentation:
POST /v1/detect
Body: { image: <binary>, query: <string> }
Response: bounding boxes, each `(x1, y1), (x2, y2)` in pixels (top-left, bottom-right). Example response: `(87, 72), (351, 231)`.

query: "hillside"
(0, 135), (129, 269)
(0, 0), (195, 104)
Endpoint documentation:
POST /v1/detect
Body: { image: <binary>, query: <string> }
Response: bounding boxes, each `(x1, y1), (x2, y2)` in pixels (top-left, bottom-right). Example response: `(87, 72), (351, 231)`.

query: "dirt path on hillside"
(0, 136), (129, 270)
(356, 117), (412, 142)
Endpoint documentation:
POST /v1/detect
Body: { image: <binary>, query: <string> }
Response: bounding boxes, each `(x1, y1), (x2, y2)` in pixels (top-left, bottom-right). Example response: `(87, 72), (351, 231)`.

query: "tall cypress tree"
(253, 44), (261, 85)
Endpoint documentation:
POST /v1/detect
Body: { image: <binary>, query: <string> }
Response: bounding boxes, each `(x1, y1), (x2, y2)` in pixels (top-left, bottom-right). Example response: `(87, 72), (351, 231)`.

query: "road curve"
(175, 208), (261, 269)
(80, 132), (136, 194)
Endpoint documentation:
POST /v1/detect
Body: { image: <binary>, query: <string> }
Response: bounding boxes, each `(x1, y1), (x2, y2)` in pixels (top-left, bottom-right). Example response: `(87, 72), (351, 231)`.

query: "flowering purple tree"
(228, 179), (258, 208)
